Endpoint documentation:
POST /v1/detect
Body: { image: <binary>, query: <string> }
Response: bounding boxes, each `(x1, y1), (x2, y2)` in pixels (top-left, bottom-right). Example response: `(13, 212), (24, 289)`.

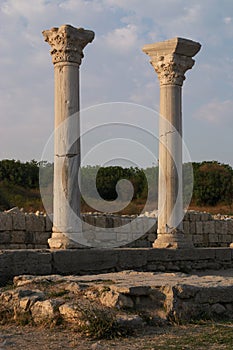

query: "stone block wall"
(0, 209), (233, 249)
(0, 210), (52, 249)
(82, 212), (233, 248)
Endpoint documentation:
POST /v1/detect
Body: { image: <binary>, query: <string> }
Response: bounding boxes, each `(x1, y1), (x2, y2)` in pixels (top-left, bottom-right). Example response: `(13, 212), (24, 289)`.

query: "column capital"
(42, 24), (95, 65)
(142, 37), (201, 86)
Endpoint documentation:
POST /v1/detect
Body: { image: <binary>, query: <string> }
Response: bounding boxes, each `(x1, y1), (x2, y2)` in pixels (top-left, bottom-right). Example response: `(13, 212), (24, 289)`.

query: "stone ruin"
(0, 207), (233, 250)
(0, 24), (233, 331)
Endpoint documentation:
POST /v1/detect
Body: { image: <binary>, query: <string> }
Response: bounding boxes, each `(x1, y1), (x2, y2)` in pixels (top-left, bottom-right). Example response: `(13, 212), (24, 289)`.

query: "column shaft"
(42, 24), (94, 249)
(143, 37), (201, 248)
(157, 85), (183, 235)
(53, 63), (81, 237)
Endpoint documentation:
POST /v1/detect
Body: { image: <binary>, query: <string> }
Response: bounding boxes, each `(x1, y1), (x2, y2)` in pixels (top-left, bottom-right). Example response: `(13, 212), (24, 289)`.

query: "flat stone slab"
(55, 269), (233, 287)
(1, 248), (233, 284)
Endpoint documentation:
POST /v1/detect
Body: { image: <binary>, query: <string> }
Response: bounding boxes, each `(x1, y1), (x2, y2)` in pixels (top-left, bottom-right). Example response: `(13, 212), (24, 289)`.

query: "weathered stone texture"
(0, 210), (233, 249)
(2, 270), (233, 327)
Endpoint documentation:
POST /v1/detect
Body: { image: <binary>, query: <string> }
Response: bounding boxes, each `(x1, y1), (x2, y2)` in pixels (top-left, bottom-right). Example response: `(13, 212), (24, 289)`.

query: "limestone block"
(218, 234), (232, 244)
(203, 221), (215, 234)
(192, 235), (203, 245)
(0, 213), (12, 231)
(11, 231), (27, 244)
(141, 217), (148, 232)
(9, 243), (27, 249)
(201, 212), (211, 221)
(132, 233), (144, 241)
(121, 217), (131, 226)
(218, 221), (227, 234)
(147, 218), (157, 234)
(45, 215), (53, 232)
(215, 221), (223, 234)
(83, 230), (95, 242)
(117, 232), (131, 242)
(208, 234), (219, 243)
(17, 290), (45, 310)
(95, 231), (117, 242)
(130, 219), (144, 234)
(52, 249), (118, 274)
(195, 286), (233, 304)
(34, 244), (49, 249)
(84, 215), (95, 226)
(0, 231), (11, 244)
(59, 303), (82, 323)
(0, 244), (9, 249)
(194, 212), (201, 221)
(131, 239), (151, 248)
(189, 222), (196, 234)
(121, 217), (131, 233)
(130, 219), (137, 233)
(95, 216), (106, 228)
(183, 212), (190, 221)
(147, 232), (157, 242)
(227, 221), (233, 234)
(63, 282), (81, 294)
(26, 213), (45, 232)
(215, 249), (231, 261)
(189, 212), (199, 221)
(105, 216), (114, 228)
(119, 219), (131, 234)
(211, 303), (226, 315)
(195, 221), (203, 234)
(137, 218), (144, 233)
(33, 232), (51, 244)
(11, 212), (26, 230)
(174, 285), (199, 299)
(100, 290), (134, 308)
(82, 221), (91, 232)
(31, 300), (58, 324)
(117, 249), (147, 269)
(183, 221), (190, 234)
(26, 244), (35, 249)
(113, 217), (122, 228)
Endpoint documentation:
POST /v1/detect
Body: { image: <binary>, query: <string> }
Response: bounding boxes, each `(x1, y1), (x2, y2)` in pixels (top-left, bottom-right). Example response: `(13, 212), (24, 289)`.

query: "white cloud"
(103, 24), (138, 53)
(224, 17), (232, 24)
(194, 100), (233, 124)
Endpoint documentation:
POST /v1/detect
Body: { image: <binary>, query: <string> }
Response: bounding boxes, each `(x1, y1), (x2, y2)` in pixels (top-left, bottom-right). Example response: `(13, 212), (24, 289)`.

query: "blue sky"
(0, 0), (233, 167)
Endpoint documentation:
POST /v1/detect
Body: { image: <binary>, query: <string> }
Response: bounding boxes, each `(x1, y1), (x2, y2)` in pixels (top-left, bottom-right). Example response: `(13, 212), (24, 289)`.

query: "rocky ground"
(0, 322), (233, 349)
(1, 270), (233, 349)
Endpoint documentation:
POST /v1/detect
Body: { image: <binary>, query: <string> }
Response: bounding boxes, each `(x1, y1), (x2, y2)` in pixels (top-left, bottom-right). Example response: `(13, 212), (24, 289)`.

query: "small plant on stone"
(0, 306), (14, 324)
(74, 300), (130, 339)
(47, 289), (69, 298)
(14, 310), (32, 326)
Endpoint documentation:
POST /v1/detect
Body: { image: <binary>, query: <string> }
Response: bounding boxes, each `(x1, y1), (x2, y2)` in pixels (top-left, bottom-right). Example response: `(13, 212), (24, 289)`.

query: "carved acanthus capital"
(150, 53), (194, 86)
(42, 24), (95, 65)
(142, 37), (201, 86)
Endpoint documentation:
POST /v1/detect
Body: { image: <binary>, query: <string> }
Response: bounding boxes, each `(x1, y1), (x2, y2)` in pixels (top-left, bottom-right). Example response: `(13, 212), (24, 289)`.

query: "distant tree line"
(0, 159), (39, 188)
(192, 161), (233, 206)
(0, 159), (232, 210)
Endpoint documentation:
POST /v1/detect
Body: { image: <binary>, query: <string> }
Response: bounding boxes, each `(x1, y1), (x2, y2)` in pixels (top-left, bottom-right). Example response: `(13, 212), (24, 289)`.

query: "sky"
(0, 0), (233, 167)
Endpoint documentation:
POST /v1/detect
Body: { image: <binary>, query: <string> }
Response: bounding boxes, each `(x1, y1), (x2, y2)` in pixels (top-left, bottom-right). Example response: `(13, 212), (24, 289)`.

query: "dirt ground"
(0, 322), (233, 350)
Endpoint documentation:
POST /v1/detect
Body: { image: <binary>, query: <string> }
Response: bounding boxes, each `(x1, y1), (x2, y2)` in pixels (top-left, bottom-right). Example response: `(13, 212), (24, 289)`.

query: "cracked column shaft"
(43, 24), (94, 249)
(143, 37), (201, 248)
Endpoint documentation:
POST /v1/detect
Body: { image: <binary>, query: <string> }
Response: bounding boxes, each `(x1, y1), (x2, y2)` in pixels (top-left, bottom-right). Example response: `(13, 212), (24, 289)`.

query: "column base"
(48, 232), (88, 249)
(153, 230), (194, 249)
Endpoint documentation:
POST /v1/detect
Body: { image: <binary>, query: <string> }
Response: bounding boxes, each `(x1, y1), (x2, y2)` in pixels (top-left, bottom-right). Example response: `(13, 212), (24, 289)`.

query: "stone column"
(43, 24), (94, 248)
(143, 37), (201, 248)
